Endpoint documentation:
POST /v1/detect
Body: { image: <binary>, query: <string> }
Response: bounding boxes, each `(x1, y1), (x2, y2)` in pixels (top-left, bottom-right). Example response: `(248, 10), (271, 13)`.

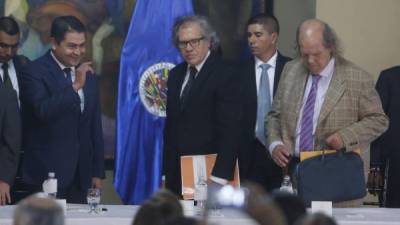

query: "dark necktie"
(63, 68), (72, 85)
(299, 74), (321, 151)
(2, 63), (13, 89)
(180, 66), (197, 109)
(256, 64), (271, 146)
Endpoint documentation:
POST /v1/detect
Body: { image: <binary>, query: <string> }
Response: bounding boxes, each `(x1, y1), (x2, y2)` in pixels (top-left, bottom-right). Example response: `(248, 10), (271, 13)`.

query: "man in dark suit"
(0, 17), (29, 99)
(0, 87), (21, 205)
(164, 15), (241, 195)
(370, 66), (400, 207)
(20, 16), (104, 203)
(0, 16), (28, 205)
(239, 14), (291, 191)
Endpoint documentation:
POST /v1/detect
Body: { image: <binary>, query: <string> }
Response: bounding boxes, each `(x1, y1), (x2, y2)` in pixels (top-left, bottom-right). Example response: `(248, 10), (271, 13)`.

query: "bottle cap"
(49, 172), (55, 178)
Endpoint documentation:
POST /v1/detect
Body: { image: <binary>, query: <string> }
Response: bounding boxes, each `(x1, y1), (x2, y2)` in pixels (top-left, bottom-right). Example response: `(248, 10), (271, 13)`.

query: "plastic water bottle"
(194, 179), (207, 215)
(42, 172), (57, 198)
(280, 175), (295, 194)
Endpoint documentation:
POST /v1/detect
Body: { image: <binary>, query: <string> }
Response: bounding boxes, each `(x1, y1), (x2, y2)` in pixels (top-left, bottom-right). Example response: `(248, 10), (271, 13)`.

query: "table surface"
(2, 204), (400, 225)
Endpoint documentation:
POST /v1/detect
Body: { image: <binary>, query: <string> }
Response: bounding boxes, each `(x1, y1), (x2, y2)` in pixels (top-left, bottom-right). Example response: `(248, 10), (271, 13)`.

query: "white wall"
(275, 0), (316, 57)
(316, 0), (400, 79)
(275, 0), (400, 79)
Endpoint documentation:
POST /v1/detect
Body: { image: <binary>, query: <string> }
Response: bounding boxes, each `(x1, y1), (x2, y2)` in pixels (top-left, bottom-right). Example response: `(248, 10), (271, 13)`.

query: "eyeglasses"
(0, 42), (19, 50)
(177, 37), (204, 49)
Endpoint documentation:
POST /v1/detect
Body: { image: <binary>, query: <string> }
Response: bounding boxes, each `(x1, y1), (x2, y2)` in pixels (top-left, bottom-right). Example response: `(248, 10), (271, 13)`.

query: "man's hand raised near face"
(73, 61), (94, 92)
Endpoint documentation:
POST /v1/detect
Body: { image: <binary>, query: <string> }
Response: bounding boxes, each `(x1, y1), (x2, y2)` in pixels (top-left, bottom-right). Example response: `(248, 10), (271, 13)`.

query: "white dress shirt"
(1, 60), (19, 100)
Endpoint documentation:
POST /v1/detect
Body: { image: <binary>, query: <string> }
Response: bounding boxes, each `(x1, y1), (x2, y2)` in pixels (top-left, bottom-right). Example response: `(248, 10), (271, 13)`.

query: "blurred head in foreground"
(271, 190), (307, 225)
(210, 182), (287, 225)
(244, 182), (287, 225)
(13, 194), (64, 225)
(295, 213), (337, 225)
(166, 216), (204, 225)
(132, 189), (184, 225)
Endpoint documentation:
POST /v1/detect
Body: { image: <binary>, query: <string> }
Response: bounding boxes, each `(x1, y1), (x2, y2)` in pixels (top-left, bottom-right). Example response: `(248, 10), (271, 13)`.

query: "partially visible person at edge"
(0, 16), (29, 205)
(370, 65), (400, 207)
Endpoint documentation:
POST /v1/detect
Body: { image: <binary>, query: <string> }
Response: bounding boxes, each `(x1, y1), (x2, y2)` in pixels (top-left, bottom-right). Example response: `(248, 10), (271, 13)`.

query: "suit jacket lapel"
(176, 63), (187, 92)
(44, 51), (73, 88)
(174, 63), (187, 111)
(248, 58), (257, 103)
(13, 55), (30, 92)
(13, 57), (22, 83)
(81, 80), (89, 116)
(318, 59), (345, 124)
(183, 53), (216, 106)
(290, 65), (309, 133)
(46, 51), (82, 114)
(274, 53), (285, 96)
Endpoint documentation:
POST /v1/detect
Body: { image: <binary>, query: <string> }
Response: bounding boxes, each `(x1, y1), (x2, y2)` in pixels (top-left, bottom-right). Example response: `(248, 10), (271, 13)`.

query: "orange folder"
(180, 154), (240, 199)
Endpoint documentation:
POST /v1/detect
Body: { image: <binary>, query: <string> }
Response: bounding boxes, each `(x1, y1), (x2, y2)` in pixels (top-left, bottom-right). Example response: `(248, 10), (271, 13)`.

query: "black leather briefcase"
(295, 151), (367, 206)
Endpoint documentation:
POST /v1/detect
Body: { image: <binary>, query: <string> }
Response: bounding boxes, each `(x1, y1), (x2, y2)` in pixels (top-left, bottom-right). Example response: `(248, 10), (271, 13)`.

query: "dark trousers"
(248, 140), (283, 192)
(288, 156), (300, 189)
(386, 159), (400, 207)
(11, 181), (31, 204)
(23, 171), (87, 204)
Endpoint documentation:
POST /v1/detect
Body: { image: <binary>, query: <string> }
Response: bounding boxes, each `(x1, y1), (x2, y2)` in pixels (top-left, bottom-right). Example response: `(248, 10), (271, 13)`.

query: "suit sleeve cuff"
(269, 141), (284, 155)
(209, 175), (228, 185)
(337, 129), (359, 151)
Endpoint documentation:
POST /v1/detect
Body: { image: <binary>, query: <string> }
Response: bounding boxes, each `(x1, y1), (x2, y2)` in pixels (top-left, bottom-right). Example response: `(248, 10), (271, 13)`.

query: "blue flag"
(115, 0), (193, 204)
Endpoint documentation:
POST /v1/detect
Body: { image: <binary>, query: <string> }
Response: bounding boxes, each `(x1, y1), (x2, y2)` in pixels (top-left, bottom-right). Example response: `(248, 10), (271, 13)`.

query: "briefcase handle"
(314, 138), (346, 161)
(320, 148), (346, 162)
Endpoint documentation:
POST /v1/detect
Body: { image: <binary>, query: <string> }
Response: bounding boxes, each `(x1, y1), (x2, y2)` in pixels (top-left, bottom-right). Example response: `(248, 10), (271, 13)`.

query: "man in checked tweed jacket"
(266, 19), (388, 206)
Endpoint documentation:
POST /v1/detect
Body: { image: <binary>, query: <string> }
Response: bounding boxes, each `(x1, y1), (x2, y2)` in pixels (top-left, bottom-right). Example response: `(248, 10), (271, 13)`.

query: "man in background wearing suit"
(0, 16), (28, 205)
(239, 14), (291, 191)
(370, 66), (400, 207)
(0, 17), (30, 100)
(20, 16), (104, 203)
(164, 15), (241, 195)
(267, 19), (387, 206)
(0, 87), (21, 205)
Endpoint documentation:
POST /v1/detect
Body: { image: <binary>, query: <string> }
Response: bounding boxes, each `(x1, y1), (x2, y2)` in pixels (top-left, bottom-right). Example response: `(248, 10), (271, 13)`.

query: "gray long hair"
(172, 15), (220, 51)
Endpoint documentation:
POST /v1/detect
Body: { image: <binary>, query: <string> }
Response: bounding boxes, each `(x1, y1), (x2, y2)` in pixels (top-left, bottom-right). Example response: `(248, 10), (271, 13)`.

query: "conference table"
(2, 203), (400, 225)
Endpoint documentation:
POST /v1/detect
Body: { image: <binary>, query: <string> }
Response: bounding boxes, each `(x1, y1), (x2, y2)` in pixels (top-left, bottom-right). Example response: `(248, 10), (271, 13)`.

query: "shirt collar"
(255, 50), (278, 69)
(50, 51), (76, 73)
(316, 57), (335, 78)
(1, 59), (13, 68)
(188, 50), (210, 73)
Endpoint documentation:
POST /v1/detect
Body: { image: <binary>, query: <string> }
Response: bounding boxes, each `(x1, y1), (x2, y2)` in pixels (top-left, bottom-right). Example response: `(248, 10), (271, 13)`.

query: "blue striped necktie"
(299, 74), (321, 151)
(255, 63), (271, 146)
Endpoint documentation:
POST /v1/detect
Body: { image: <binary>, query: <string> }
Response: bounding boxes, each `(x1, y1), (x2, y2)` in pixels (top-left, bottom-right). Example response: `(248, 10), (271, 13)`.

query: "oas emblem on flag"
(139, 62), (175, 117)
